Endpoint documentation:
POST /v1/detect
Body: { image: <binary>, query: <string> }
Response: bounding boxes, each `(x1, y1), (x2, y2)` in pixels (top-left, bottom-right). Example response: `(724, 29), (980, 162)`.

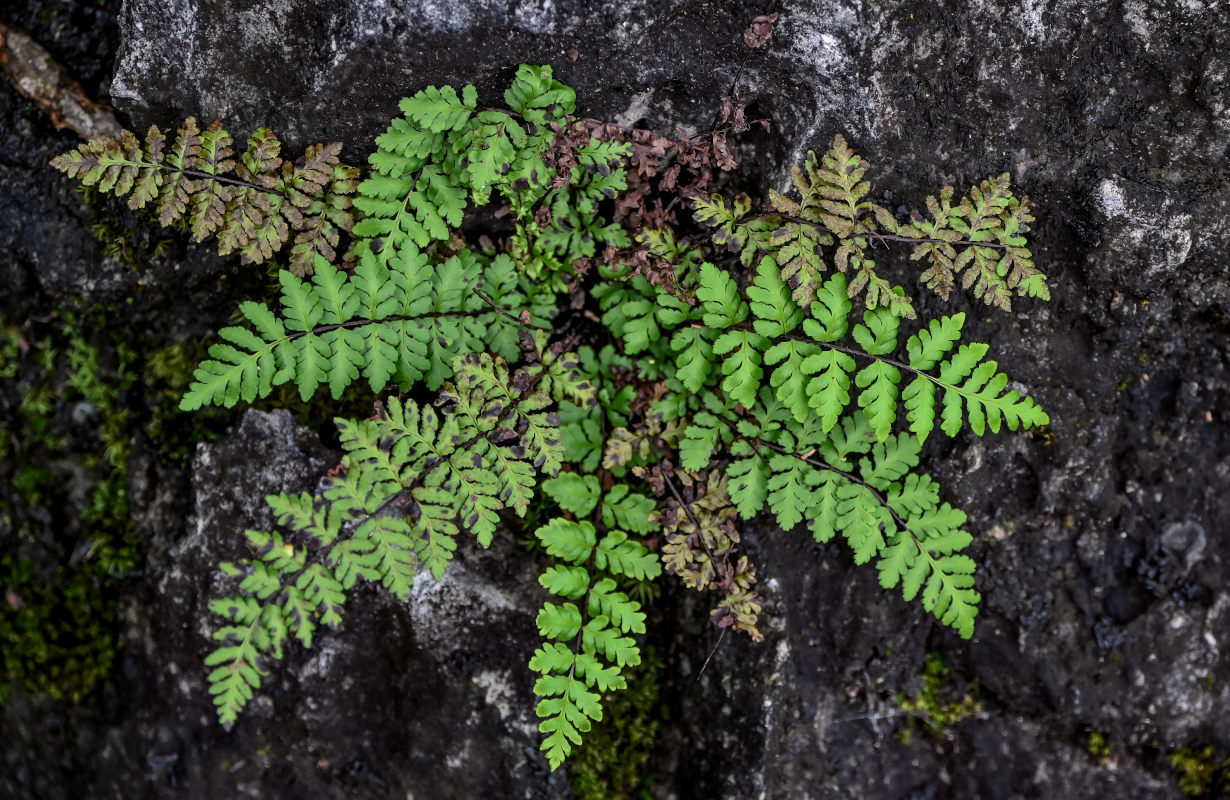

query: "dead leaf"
(0, 22), (122, 140)
(743, 13), (780, 48)
(713, 131), (740, 171)
(719, 94), (749, 132)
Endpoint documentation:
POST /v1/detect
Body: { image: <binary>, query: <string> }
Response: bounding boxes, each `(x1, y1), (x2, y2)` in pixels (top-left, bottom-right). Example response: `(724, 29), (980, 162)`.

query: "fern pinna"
(54, 66), (1053, 772)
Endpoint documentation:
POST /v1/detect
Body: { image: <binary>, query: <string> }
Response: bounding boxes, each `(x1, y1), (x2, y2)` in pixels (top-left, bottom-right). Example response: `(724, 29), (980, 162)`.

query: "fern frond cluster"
(690, 134), (1049, 316)
(51, 119), (359, 275)
(58, 65), (1055, 772)
(354, 64), (629, 281)
(167, 65), (629, 413)
(596, 254), (1046, 635)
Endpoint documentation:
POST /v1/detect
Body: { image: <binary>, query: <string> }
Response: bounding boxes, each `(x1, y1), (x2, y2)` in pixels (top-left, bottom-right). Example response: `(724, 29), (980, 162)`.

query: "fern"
(205, 350), (581, 725)
(648, 468), (764, 641)
(357, 63), (627, 283)
(601, 226), (1048, 638)
(122, 65), (632, 411)
(74, 66), (1061, 770)
(644, 263), (1048, 444)
(50, 120), (359, 275)
(689, 134), (1050, 316)
(179, 248), (538, 408)
(530, 505), (661, 770)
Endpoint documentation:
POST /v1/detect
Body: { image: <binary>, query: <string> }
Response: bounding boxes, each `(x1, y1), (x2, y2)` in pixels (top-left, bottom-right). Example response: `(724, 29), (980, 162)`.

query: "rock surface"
(2, 0), (1228, 797)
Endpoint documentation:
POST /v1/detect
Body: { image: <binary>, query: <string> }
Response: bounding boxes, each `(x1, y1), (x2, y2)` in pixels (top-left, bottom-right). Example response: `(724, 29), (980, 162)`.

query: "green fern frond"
(179, 248), (536, 409)
(530, 479), (660, 771)
(654, 266), (1046, 445)
(172, 66), (1056, 766)
(713, 414), (980, 637)
(205, 351), (569, 724)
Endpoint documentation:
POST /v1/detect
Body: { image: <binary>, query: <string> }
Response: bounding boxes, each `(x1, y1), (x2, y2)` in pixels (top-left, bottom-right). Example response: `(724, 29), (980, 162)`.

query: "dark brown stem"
(285, 310), (493, 341)
(661, 471), (722, 575)
(746, 210), (1013, 251)
(748, 436), (912, 535)
(474, 288), (552, 331)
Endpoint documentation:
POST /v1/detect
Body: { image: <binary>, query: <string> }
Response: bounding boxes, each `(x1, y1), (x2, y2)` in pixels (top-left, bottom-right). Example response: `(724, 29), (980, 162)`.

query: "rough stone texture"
(0, 3), (248, 322)
(2, 410), (559, 798)
(3, 0), (1228, 797)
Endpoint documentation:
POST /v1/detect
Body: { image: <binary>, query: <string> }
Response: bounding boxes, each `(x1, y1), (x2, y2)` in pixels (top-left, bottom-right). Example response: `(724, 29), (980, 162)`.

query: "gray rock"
(111, 0), (757, 157)
(0, 5), (234, 314)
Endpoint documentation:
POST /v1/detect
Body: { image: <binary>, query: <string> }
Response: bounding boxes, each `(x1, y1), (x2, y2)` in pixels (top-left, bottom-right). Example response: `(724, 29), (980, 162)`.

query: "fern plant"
(51, 120), (359, 275)
(55, 66), (1053, 773)
(690, 134), (1049, 317)
(206, 349), (585, 724)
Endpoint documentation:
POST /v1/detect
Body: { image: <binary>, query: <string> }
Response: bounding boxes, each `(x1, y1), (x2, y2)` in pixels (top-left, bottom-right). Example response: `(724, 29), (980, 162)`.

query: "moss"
(1087, 730), (1110, 764)
(896, 651), (984, 739)
(1168, 745), (1230, 798)
(0, 310), (136, 703)
(79, 185), (176, 274)
(568, 646), (667, 800)
(0, 556), (116, 702)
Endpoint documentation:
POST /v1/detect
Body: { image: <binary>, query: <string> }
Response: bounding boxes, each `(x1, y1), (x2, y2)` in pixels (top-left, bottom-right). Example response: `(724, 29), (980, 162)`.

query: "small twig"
(474, 288), (552, 331)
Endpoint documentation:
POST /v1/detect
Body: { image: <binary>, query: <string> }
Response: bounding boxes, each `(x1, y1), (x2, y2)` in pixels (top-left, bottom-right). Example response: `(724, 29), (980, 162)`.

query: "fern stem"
(101, 155), (292, 195)
(282, 309), (502, 341)
(661, 471), (722, 575)
(759, 211), (1015, 251)
(473, 288), (552, 331)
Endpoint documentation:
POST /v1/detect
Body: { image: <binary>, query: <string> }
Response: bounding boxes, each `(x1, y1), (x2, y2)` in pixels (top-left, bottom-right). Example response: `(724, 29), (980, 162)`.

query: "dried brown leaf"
(743, 13), (779, 48)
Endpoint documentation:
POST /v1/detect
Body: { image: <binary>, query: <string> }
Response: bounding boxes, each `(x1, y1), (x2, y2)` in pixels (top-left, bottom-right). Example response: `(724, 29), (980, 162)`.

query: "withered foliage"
(636, 463), (764, 641)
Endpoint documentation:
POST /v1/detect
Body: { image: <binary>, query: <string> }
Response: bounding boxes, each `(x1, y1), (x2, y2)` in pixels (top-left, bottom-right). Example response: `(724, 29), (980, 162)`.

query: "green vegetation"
(1169, 745), (1230, 798)
(0, 305), (235, 704)
(1088, 730), (1110, 764)
(569, 646), (667, 800)
(896, 651), (983, 740)
(55, 64), (1051, 770)
(0, 311), (134, 702)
